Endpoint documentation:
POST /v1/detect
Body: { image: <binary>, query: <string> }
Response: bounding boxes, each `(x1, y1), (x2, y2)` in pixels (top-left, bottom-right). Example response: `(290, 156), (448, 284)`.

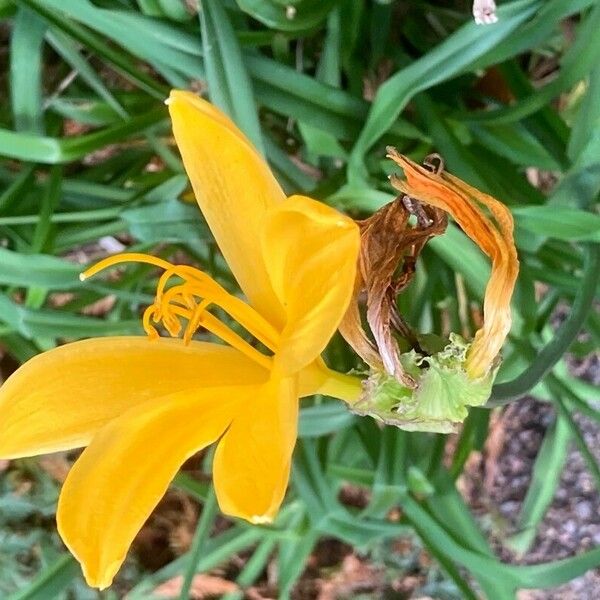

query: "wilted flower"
(340, 149), (519, 433)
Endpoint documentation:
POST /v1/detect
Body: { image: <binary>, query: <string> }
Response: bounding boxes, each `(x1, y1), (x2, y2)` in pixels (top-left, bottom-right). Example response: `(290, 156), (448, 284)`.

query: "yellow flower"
(0, 91), (361, 589)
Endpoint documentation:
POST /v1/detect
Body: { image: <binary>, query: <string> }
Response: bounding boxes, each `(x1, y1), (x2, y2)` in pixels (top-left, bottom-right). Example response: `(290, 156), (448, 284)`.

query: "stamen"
(142, 306), (160, 340)
(80, 253), (176, 281)
(200, 313), (272, 370)
(82, 252), (278, 369)
(183, 298), (212, 344)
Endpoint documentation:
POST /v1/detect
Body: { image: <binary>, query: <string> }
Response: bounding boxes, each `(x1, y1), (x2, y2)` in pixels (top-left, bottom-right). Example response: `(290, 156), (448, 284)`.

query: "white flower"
(473, 0), (498, 25)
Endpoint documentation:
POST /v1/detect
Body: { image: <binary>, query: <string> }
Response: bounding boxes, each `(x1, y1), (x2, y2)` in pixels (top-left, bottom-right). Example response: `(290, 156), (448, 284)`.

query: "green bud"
(351, 334), (497, 433)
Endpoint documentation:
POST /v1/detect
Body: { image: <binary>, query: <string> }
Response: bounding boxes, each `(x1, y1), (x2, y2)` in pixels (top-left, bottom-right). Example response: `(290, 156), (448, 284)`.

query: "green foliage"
(1, 0), (599, 597)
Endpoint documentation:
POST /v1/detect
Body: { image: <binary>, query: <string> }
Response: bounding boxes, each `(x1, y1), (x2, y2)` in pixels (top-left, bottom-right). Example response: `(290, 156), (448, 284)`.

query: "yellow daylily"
(0, 91), (361, 589)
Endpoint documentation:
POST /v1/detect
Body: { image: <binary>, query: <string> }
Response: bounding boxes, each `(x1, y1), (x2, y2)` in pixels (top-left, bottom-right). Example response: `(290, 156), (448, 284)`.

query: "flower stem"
(319, 370), (363, 405)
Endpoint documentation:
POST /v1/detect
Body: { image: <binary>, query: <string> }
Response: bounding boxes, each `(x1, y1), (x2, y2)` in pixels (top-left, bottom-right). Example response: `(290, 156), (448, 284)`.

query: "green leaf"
(7, 554), (79, 600)
(0, 108), (165, 163)
(569, 63), (600, 160)
(46, 29), (128, 120)
(0, 248), (80, 289)
(121, 199), (208, 244)
(0, 294), (142, 339)
(10, 6), (46, 134)
(550, 126), (600, 209)
(298, 402), (355, 437)
(512, 206), (600, 241)
(236, 0), (338, 32)
(460, 1), (600, 126)
(349, 0), (541, 181)
(179, 489), (218, 600)
(200, 0), (264, 152)
(428, 226), (490, 299)
(509, 416), (570, 555)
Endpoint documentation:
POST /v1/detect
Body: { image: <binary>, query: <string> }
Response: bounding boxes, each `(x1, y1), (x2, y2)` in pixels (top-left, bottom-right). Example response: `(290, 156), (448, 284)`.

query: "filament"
(82, 252), (277, 368)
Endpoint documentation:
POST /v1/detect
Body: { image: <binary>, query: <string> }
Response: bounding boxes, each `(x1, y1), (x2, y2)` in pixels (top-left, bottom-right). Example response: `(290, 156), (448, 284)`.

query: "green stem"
(319, 369), (363, 404)
(488, 244), (600, 407)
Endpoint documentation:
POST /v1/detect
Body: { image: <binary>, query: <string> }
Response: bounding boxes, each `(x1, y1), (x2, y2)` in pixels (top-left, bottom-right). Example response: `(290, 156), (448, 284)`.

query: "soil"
(461, 347), (600, 600)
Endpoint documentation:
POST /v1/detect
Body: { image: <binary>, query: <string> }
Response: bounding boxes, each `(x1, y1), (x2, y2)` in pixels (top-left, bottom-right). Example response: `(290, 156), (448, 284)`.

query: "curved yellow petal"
(213, 377), (298, 523)
(167, 90), (285, 326)
(261, 195), (360, 375)
(0, 337), (267, 459)
(57, 386), (243, 589)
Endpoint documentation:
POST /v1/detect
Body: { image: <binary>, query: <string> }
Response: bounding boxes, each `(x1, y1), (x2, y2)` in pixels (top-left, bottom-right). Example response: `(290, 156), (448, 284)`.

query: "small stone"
(563, 520), (577, 536)
(575, 501), (593, 520)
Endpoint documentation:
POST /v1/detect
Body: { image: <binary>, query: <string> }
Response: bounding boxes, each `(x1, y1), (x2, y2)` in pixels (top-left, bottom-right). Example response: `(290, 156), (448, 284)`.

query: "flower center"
(80, 253), (279, 370)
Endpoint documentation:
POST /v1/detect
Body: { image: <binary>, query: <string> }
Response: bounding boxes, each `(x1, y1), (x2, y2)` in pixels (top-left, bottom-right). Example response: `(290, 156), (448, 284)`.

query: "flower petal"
(213, 376), (298, 523)
(0, 337), (267, 459)
(57, 386), (243, 589)
(261, 195), (360, 375)
(167, 90), (285, 325)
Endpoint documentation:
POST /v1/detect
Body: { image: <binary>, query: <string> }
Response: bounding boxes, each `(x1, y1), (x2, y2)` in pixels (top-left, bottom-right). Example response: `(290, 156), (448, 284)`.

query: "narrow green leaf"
(298, 402), (355, 438)
(31, 166), (62, 253)
(569, 63), (600, 160)
(236, 0), (338, 32)
(0, 108), (165, 163)
(509, 416), (570, 555)
(550, 127), (600, 209)
(0, 248), (80, 289)
(512, 206), (600, 241)
(8, 554), (79, 600)
(461, 1), (600, 126)
(179, 488), (219, 600)
(349, 0), (540, 181)
(46, 29), (128, 119)
(10, 6), (46, 134)
(490, 245), (600, 404)
(199, 0), (264, 152)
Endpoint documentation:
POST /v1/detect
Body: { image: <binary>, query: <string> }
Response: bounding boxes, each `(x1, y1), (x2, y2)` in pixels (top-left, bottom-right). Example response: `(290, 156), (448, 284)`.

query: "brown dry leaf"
(49, 292), (75, 308)
(484, 410), (508, 494)
(81, 295), (117, 317)
(39, 454), (71, 482)
(290, 154), (322, 180)
(0, 459), (10, 472)
(317, 554), (383, 600)
(134, 491), (198, 571)
(151, 574), (238, 599)
(245, 588), (275, 600)
(363, 59), (393, 101)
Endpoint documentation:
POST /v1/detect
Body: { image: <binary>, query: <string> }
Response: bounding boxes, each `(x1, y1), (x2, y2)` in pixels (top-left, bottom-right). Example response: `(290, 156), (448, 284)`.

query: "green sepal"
(351, 334), (497, 433)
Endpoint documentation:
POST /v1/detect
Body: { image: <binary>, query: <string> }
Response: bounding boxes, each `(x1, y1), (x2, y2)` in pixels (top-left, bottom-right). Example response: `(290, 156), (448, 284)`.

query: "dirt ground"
(462, 352), (600, 600)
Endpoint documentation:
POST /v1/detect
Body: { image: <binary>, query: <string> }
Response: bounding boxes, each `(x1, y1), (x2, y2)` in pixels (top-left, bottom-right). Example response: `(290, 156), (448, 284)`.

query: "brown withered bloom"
(339, 155), (447, 387)
(339, 148), (519, 433)
(387, 148), (519, 380)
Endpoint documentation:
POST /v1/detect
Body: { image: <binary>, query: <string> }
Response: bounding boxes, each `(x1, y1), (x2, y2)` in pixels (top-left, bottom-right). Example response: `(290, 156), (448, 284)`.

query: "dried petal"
(340, 169), (446, 386)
